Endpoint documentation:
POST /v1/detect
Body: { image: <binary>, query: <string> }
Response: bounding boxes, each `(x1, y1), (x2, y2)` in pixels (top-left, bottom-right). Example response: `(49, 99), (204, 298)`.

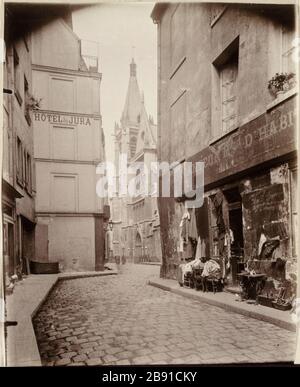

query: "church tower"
(111, 59), (161, 264)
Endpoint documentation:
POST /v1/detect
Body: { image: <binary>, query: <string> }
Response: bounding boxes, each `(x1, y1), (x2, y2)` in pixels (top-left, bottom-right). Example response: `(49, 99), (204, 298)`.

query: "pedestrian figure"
(115, 255), (122, 273)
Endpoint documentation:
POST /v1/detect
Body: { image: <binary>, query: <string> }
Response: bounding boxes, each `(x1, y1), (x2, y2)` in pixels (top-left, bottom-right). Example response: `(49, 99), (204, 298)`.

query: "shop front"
(2, 180), (23, 282)
(160, 94), (297, 309)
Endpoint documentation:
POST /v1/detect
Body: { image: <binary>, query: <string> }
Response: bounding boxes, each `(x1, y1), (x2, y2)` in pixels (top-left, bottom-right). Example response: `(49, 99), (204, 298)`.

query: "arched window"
(130, 136), (137, 158)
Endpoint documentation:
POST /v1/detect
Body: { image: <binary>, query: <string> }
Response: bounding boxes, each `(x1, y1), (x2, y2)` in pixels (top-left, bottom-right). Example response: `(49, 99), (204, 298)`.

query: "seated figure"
(201, 259), (222, 293)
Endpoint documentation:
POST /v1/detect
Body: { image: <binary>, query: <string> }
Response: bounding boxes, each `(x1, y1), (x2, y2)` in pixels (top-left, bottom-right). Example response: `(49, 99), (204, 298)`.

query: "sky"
(72, 3), (157, 163)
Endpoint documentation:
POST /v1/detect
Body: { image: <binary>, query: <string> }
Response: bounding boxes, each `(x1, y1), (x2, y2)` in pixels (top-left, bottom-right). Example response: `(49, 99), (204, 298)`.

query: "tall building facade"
(151, 2), (297, 293)
(2, 6), (37, 367)
(2, 7), (36, 283)
(110, 60), (161, 263)
(31, 17), (108, 271)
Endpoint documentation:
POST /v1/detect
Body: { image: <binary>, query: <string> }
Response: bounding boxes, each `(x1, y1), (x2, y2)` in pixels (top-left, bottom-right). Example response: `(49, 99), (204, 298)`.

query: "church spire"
(121, 58), (141, 125)
(130, 58), (137, 77)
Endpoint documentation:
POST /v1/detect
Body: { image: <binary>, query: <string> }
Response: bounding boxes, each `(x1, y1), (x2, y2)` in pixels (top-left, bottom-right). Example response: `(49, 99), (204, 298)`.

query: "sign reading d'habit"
(34, 112), (92, 126)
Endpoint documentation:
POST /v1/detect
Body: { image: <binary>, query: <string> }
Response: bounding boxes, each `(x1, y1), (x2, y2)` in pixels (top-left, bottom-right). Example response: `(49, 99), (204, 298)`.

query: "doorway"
(134, 232), (142, 263)
(3, 221), (14, 277)
(224, 187), (244, 285)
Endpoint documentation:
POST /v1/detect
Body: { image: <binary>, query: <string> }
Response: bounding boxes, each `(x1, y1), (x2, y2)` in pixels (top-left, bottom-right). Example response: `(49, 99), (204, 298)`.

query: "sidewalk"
(148, 277), (296, 333)
(6, 268), (117, 366)
(137, 262), (161, 266)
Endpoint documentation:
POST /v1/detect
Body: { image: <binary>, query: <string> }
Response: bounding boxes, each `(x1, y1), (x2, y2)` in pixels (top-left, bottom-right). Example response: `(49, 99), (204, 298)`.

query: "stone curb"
(58, 270), (118, 282)
(31, 271), (119, 319)
(148, 279), (296, 333)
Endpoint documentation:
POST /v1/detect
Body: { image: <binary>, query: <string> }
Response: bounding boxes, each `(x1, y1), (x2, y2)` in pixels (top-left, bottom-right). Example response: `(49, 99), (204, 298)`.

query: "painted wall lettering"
(34, 112), (92, 126)
(189, 97), (296, 186)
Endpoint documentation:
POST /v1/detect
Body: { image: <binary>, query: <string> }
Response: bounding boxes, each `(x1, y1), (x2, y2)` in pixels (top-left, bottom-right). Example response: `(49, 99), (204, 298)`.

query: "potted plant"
(268, 72), (296, 97)
(25, 94), (42, 125)
(25, 94), (42, 111)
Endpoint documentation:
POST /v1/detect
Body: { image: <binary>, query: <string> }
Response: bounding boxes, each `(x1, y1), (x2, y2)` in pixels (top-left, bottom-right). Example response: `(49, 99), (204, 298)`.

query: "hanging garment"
(187, 208), (198, 241)
(218, 233), (226, 257)
(179, 239), (184, 253)
(258, 233), (267, 257)
(230, 228), (234, 244)
(229, 228), (235, 266)
(183, 208), (198, 260)
(179, 211), (190, 252)
(195, 236), (202, 259)
(201, 239), (207, 258)
(212, 190), (226, 234)
(179, 211), (190, 247)
(179, 209), (198, 260)
(184, 239), (195, 260)
(212, 189), (230, 234)
(260, 239), (280, 260)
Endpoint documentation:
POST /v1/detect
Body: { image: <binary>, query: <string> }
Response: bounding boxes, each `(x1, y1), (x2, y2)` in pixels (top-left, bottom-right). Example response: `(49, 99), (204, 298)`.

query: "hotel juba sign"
(34, 111), (92, 126)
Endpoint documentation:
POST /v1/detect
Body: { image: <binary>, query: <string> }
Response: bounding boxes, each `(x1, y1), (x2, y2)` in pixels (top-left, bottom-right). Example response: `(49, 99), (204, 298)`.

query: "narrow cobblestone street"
(33, 264), (296, 366)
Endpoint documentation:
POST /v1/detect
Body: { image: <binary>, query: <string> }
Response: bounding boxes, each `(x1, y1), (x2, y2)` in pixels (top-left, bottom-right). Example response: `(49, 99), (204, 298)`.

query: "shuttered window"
(220, 61), (238, 134)
(281, 24), (296, 74)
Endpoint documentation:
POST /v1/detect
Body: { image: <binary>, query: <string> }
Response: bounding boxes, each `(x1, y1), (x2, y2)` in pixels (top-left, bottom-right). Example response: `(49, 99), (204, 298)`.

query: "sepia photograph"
(0, 0), (299, 370)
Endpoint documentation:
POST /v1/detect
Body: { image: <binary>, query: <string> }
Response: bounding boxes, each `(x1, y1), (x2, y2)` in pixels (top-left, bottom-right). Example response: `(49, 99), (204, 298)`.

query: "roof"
(150, 3), (168, 23)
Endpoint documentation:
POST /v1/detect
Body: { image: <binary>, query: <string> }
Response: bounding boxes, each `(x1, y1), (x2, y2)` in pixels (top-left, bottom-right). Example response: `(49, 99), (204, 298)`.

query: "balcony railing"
(80, 39), (99, 72)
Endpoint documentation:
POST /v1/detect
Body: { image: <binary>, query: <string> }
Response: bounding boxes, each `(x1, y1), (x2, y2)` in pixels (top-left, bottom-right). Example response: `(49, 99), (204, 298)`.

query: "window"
(130, 136), (137, 159)
(281, 23), (296, 74)
(148, 222), (153, 237)
(220, 59), (238, 133)
(16, 137), (23, 185)
(212, 38), (239, 138)
(24, 75), (31, 125)
(16, 138), (32, 193)
(3, 110), (10, 181)
(23, 148), (27, 188)
(26, 153), (32, 194)
(13, 48), (22, 105)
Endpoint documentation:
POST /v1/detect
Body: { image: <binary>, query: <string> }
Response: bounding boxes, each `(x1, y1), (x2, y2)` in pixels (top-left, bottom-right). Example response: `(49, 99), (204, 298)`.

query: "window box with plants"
(268, 72), (296, 98)
(25, 94), (42, 125)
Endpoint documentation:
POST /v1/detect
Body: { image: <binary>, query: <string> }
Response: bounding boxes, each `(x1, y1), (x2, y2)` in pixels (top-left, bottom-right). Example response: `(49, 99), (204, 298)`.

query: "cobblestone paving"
(33, 264), (296, 366)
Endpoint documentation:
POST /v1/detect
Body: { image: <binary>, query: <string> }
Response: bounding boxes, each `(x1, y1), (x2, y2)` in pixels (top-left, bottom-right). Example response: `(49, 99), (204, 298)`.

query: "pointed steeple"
(130, 58), (137, 77)
(121, 58), (142, 125)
